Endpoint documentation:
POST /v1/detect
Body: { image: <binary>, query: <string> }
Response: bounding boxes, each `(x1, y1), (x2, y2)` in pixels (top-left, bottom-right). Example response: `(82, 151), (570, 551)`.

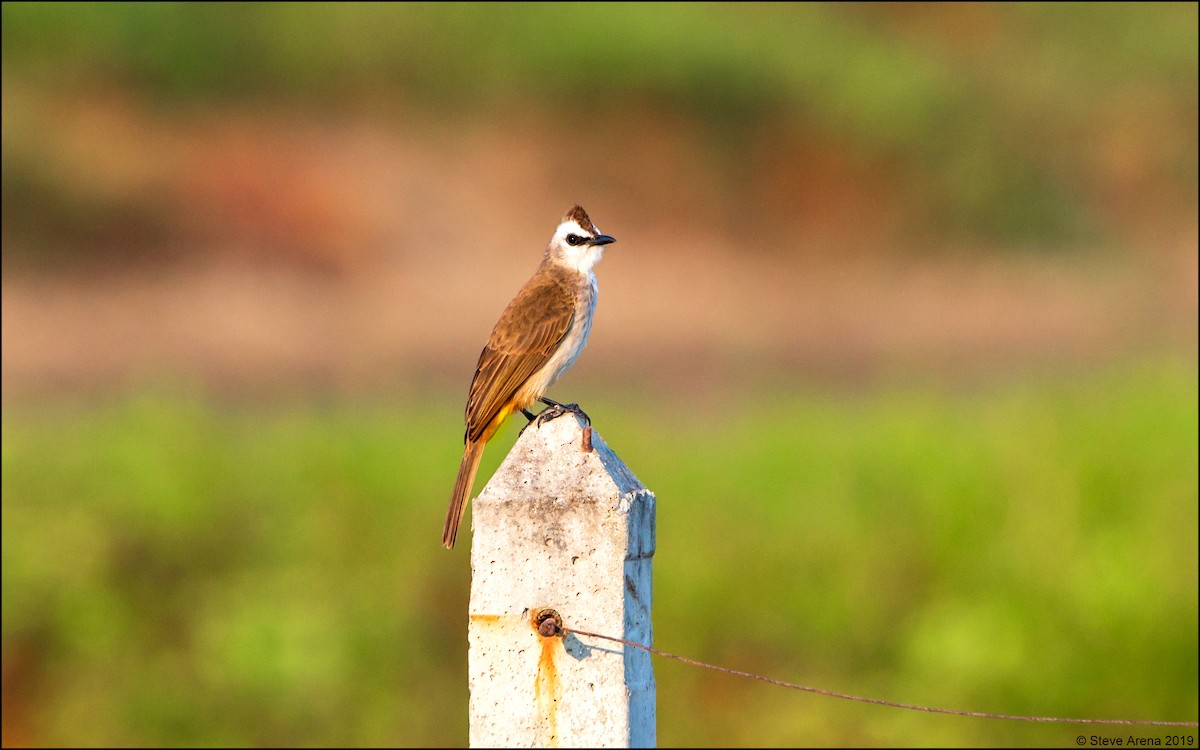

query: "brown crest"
(563, 205), (596, 233)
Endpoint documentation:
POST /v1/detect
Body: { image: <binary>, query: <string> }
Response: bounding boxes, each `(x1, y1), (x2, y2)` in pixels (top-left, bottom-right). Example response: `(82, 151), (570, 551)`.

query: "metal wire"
(563, 626), (1199, 728)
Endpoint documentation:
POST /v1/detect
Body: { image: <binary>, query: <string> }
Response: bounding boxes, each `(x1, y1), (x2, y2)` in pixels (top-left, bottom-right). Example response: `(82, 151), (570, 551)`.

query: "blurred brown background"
(3, 4), (1195, 398)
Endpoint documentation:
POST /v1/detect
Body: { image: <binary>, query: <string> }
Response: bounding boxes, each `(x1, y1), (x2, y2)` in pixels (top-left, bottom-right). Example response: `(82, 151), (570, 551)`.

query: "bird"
(442, 205), (616, 549)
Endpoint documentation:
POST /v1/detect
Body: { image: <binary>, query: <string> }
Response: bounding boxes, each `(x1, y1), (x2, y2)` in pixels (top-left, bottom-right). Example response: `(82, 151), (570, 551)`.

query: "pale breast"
(515, 272), (597, 403)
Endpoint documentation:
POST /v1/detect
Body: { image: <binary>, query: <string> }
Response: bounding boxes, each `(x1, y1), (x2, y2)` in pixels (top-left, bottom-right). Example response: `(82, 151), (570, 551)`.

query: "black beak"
(589, 234), (616, 246)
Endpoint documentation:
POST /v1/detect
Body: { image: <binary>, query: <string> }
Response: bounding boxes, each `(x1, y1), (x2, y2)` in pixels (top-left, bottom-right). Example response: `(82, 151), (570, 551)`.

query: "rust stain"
(534, 614), (562, 747)
(468, 614), (503, 625)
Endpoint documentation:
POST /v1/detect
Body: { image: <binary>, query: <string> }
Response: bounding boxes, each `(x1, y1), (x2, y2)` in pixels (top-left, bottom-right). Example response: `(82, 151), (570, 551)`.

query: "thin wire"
(564, 626), (1199, 728)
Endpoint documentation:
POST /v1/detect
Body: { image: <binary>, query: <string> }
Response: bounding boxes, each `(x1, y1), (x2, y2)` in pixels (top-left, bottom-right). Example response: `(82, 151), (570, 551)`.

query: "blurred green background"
(2, 2), (1197, 747)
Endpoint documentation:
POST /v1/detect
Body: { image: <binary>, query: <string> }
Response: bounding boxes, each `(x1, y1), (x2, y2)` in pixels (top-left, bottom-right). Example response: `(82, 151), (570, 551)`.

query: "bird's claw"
(535, 401), (590, 428)
(518, 399), (592, 449)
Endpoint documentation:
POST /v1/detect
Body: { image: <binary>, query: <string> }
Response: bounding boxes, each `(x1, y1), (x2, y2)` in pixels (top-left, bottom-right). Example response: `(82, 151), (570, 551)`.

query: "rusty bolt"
(534, 608), (563, 638)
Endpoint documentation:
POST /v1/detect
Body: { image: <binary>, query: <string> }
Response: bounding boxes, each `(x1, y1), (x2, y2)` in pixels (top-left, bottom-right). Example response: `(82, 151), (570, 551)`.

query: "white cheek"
(573, 245), (604, 273)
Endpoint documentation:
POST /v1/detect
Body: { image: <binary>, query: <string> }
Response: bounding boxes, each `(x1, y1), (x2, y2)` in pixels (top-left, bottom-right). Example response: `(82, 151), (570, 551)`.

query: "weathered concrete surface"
(468, 411), (656, 748)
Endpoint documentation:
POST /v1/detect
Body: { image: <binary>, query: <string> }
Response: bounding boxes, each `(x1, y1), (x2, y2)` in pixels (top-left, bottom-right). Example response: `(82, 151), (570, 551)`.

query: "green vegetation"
(4, 358), (1196, 746)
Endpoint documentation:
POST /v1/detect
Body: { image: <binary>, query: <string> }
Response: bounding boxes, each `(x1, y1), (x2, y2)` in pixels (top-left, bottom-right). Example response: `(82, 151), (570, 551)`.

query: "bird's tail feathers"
(443, 440), (485, 549)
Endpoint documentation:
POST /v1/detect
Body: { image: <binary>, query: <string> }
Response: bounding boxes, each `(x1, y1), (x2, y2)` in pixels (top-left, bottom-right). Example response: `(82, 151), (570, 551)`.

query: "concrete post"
(467, 410), (656, 748)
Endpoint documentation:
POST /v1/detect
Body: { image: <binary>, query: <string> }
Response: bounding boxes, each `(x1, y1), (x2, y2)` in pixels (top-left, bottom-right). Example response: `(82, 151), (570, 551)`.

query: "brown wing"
(465, 270), (574, 442)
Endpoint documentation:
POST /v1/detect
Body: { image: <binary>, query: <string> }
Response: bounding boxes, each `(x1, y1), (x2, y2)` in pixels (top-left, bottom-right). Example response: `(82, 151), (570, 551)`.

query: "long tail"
(443, 440), (485, 549)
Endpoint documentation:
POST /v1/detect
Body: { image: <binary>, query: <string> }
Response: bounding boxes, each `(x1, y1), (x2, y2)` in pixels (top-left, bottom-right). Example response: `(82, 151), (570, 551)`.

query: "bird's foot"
(535, 397), (591, 428)
(533, 398), (593, 451)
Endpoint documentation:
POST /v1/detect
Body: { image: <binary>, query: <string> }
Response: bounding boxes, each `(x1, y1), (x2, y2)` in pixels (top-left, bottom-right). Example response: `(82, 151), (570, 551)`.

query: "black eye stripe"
(566, 234), (585, 246)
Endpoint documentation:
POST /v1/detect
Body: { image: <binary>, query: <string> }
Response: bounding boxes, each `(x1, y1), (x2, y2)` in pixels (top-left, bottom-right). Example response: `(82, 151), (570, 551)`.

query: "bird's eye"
(566, 234), (585, 246)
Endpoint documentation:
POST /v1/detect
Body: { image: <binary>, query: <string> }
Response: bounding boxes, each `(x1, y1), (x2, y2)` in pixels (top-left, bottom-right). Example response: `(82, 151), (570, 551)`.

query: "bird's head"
(546, 205), (615, 273)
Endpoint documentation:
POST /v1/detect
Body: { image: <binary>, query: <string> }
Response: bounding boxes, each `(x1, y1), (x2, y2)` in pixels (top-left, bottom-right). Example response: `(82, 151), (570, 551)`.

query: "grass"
(2, 357), (1197, 746)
